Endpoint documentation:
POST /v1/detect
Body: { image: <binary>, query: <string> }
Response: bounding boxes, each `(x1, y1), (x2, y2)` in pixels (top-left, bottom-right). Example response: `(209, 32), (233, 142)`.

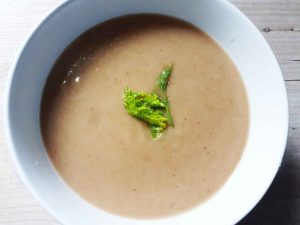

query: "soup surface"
(41, 14), (249, 218)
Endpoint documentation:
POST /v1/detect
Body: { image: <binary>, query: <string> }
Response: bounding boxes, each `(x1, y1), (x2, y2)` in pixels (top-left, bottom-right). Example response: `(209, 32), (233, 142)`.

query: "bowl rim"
(4, 0), (289, 224)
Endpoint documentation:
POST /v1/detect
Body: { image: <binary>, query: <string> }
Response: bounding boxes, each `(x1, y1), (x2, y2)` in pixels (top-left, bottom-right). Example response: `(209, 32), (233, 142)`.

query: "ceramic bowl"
(5, 0), (288, 224)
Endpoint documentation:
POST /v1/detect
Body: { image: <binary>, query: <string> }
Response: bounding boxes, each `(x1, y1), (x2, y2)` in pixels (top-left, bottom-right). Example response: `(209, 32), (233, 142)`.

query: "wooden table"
(0, 1), (299, 224)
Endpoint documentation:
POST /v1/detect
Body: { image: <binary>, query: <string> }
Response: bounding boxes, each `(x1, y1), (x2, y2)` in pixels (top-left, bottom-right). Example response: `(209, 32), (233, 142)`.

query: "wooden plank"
(232, 0), (300, 81)
(231, 1), (300, 224)
(0, 1), (63, 224)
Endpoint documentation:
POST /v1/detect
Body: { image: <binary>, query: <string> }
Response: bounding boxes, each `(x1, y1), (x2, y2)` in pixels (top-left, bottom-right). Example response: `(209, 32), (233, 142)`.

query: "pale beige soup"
(41, 15), (249, 218)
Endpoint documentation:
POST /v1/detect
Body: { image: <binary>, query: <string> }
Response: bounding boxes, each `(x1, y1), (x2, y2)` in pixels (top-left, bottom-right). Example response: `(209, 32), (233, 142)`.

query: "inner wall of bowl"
(7, 0), (288, 225)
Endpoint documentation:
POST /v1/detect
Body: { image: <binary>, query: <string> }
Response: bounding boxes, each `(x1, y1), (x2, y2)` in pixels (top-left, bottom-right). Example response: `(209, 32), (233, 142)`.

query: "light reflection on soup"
(41, 14), (249, 218)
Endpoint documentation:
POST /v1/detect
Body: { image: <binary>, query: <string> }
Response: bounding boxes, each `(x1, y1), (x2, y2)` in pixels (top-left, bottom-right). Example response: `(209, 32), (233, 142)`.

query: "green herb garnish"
(123, 88), (167, 128)
(123, 64), (174, 139)
(164, 96), (174, 127)
(150, 125), (165, 139)
(156, 64), (174, 127)
(157, 63), (174, 92)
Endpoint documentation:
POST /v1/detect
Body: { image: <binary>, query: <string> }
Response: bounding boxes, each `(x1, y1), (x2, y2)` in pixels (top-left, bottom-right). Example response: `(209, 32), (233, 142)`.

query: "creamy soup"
(41, 14), (249, 218)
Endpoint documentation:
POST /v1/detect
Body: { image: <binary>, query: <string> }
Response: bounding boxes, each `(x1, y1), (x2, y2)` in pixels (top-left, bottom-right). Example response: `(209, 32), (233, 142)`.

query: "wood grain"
(0, 2), (63, 225)
(0, 0), (299, 224)
(232, 1), (300, 224)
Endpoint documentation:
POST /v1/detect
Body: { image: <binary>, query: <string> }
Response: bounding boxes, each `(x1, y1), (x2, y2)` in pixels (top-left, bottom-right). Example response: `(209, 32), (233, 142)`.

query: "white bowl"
(4, 0), (288, 224)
